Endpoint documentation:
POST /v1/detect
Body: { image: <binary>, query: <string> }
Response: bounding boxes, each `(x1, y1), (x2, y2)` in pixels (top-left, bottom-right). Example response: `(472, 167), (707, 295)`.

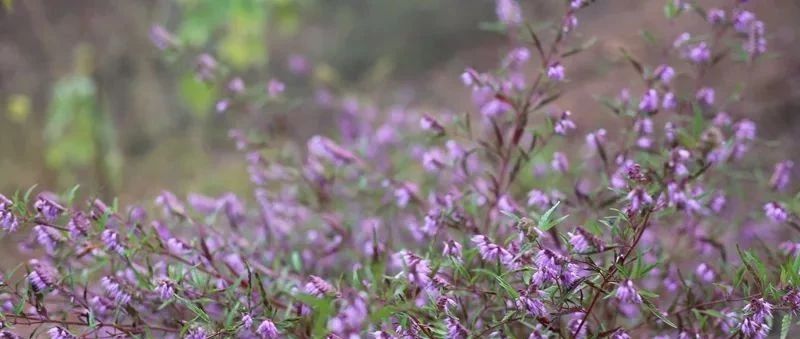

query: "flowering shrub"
(1, 1), (797, 338)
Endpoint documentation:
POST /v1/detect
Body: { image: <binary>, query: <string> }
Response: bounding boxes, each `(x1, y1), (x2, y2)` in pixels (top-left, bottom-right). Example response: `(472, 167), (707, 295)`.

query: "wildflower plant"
(1, 1), (798, 338)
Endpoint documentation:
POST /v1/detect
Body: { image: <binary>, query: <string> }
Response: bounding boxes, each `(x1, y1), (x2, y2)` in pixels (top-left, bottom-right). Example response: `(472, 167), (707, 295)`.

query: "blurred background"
(1, 0), (799, 206)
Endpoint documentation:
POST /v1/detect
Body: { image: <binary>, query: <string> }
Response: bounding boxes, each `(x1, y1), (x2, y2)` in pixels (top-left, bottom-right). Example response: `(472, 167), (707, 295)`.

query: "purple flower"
(673, 32), (691, 49)
(27, 259), (56, 293)
(480, 98), (513, 117)
(496, 0), (522, 26)
(497, 195), (520, 214)
(396, 251), (432, 287)
(257, 319), (280, 338)
(185, 327), (209, 339)
(101, 229), (125, 256)
(551, 152), (569, 173)
(515, 294), (547, 318)
(504, 47), (530, 68)
(372, 331), (392, 339)
(155, 190), (187, 217)
(695, 263), (715, 282)
(149, 25), (176, 50)
(67, 212), (90, 239)
(155, 279), (176, 300)
(393, 186), (413, 208)
(0, 199), (19, 233)
(688, 42), (711, 64)
(228, 77), (245, 94)
(215, 99), (230, 113)
(707, 8), (725, 25)
(195, 54), (218, 81)
(267, 79), (285, 98)
(770, 160), (794, 192)
(568, 231), (590, 253)
(626, 188), (653, 214)
(665, 122), (677, 143)
(709, 191), (727, 214)
(782, 288), (800, 314)
(34, 225), (64, 254)
(47, 327), (76, 339)
(218, 192), (246, 225)
(618, 88), (631, 105)
(764, 202), (788, 223)
(422, 209), (441, 236)
(304, 275), (337, 297)
(167, 237), (191, 255)
(746, 20), (767, 58)
(188, 193), (218, 215)
(662, 92), (677, 110)
(696, 87), (715, 106)
(733, 10), (756, 33)
(533, 249), (566, 285)
(288, 54), (311, 75)
(610, 329), (631, 339)
(527, 190), (551, 209)
(460, 68), (479, 87)
(567, 312), (588, 339)
(442, 240), (463, 261)
(740, 317), (769, 339)
(734, 119), (757, 141)
(553, 111), (576, 135)
(242, 314), (254, 330)
(446, 140), (464, 161)
(420, 114), (445, 134)
(654, 64), (675, 84)
(615, 280), (643, 304)
(740, 298), (773, 338)
(634, 118), (653, 135)
(713, 112), (732, 126)
(547, 62), (565, 81)
(780, 242), (800, 256)
(586, 129), (607, 152)
(101, 276), (131, 305)
(563, 13), (578, 33)
(445, 317), (468, 339)
(471, 235), (513, 265)
(744, 298), (773, 323)
(422, 148), (447, 172)
(307, 135), (360, 166)
(34, 196), (64, 222)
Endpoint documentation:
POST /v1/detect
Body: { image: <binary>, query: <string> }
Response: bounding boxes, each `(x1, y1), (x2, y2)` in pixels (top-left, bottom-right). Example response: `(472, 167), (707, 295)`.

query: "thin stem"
(572, 209), (653, 337)
(2, 313), (178, 334)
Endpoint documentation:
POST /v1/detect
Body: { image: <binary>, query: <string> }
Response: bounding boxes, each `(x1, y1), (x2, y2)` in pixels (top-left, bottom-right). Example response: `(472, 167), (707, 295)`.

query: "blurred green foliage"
(176, 0), (303, 69)
(44, 45), (122, 194)
(0, 0), (496, 201)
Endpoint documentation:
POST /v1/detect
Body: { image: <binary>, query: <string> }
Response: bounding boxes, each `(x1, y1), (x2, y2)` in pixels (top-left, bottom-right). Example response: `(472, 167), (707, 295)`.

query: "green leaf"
(370, 305), (398, 323)
(1, 0), (13, 12)
(291, 251), (303, 272)
(499, 210), (521, 222)
(473, 268), (519, 299)
(538, 200), (562, 231)
(179, 74), (217, 118)
(177, 296), (211, 323)
(664, 0), (678, 19)
(23, 184), (38, 205)
(692, 103), (705, 138)
(782, 313), (792, 339)
(643, 299), (677, 328)
(294, 294), (335, 337)
(640, 30), (658, 45)
(64, 185), (80, 205)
